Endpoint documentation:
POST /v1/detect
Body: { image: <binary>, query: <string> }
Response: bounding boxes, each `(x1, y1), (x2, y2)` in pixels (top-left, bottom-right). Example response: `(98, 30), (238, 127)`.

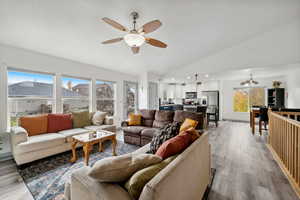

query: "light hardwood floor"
(0, 122), (298, 200)
(208, 121), (299, 200)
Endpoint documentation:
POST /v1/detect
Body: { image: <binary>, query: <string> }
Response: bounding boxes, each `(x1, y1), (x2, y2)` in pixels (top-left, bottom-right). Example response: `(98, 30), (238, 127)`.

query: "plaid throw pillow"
(147, 122), (181, 154)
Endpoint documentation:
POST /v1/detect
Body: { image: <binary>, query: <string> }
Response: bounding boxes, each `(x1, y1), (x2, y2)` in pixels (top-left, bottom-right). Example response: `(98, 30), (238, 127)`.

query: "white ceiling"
(0, 0), (299, 76)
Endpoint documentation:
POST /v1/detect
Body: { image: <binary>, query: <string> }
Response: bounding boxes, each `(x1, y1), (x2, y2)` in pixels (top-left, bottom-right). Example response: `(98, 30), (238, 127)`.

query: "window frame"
(233, 86), (266, 113)
(7, 68), (55, 127)
(61, 75), (91, 113)
(95, 79), (116, 116)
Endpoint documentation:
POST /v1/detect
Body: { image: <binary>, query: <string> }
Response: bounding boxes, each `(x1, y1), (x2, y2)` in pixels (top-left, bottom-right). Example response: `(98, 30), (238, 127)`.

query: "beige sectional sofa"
(65, 132), (211, 200)
(10, 117), (116, 165)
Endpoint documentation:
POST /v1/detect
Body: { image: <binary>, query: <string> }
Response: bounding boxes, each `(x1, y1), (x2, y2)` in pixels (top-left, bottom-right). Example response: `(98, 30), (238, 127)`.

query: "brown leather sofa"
(121, 109), (204, 146)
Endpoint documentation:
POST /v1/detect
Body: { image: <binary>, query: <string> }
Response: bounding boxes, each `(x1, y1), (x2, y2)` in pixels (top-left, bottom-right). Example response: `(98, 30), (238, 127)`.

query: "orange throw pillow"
(20, 115), (48, 136)
(48, 114), (72, 133)
(128, 113), (142, 126)
(155, 133), (193, 159)
(179, 127), (201, 142)
(180, 118), (198, 132)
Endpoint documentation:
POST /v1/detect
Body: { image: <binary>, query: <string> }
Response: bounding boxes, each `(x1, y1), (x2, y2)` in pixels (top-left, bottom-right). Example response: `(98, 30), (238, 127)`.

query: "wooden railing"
(268, 110), (300, 197)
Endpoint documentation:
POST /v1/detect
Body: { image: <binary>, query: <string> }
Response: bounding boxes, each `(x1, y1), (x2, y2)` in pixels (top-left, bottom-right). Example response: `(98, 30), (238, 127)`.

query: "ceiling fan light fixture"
(124, 33), (145, 47)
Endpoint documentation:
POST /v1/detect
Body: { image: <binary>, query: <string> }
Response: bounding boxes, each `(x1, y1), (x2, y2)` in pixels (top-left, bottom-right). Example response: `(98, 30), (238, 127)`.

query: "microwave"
(185, 92), (197, 99)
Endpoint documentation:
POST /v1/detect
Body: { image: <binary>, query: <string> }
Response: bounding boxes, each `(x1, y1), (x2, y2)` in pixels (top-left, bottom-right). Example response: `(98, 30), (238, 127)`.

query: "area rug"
(18, 140), (139, 200)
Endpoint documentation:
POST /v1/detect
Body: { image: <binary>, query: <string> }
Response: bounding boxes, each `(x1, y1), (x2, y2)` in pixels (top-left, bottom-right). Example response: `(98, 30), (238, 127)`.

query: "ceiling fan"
(101, 12), (167, 54)
(240, 74), (259, 86)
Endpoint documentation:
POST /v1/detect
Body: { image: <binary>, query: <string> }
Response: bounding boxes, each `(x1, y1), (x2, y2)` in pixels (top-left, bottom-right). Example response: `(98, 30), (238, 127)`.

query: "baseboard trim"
(222, 118), (249, 123)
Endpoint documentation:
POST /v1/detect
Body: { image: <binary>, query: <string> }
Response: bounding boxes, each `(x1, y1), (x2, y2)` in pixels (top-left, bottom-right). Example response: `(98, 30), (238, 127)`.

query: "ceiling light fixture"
(124, 32), (145, 47)
(101, 12), (167, 54)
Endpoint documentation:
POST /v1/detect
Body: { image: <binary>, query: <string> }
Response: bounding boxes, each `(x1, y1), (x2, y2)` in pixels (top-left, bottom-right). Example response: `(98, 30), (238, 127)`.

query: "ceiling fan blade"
(102, 17), (128, 32)
(138, 20), (162, 34)
(252, 81), (259, 84)
(102, 37), (123, 44)
(146, 38), (167, 48)
(131, 47), (140, 54)
(240, 81), (247, 85)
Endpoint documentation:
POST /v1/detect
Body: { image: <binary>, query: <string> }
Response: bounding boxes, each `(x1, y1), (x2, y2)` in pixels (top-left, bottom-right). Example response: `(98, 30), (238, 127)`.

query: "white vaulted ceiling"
(0, 0), (299, 76)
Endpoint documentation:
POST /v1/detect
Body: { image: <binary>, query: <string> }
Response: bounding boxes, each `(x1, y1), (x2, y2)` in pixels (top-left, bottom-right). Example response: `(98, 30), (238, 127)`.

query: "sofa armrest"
(68, 167), (132, 200)
(104, 116), (114, 125)
(140, 133), (211, 200)
(10, 126), (28, 145)
(121, 120), (129, 127)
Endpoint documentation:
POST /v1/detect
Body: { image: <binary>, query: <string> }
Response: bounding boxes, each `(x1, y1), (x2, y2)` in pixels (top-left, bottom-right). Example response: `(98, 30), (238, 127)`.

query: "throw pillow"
(20, 114), (48, 136)
(155, 133), (193, 159)
(47, 114), (72, 133)
(148, 122), (181, 154)
(88, 153), (162, 182)
(179, 118), (198, 132)
(92, 111), (107, 125)
(72, 111), (91, 128)
(125, 155), (178, 200)
(179, 127), (201, 142)
(128, 113), (142, 126)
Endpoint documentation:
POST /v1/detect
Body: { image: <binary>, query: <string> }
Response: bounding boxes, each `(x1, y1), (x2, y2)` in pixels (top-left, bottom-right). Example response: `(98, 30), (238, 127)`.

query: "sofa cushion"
(58, 128), (90, 142)
(174, 110), (203, 129)
(72, 111), (91, 128)
(122, 126), (147, 136)
(84, 125), (116, 133)
(70, 167), (132, 200)
(179, 118), (198, 132)
(88, 153), (162, 182)
(104, 116), (114, 125)
(179, 127), (201, 142)
(155, 133), (192, 159)
(92, 111), (107, 125)
(125, 155), (177, 199)
(15, 133), (66, 154)
(148, 122), (181, 154)
(153, 110), (174, 128)
(47, 114), (72, 133)
(20, 114), (48, 136)
(141, 128), (159, 138)
(139, 109), (156, 127)
(128, 113), (142, 126)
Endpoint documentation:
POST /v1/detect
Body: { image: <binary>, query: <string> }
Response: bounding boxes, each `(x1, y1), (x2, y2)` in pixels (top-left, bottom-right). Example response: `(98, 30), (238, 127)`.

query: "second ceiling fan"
(101, 12), (167, 54)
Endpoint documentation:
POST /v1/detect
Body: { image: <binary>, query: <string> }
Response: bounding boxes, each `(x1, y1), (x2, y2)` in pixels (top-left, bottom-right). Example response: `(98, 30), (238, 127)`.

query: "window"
(7, 70), (54, 127)
(96, 80), (116, 116)
(233, 87), (265, 112)
(249, 88), (265, 107)
(124, 81), (138, 119)
(233, 88), (249, 112)
(61, 76), (90, 113)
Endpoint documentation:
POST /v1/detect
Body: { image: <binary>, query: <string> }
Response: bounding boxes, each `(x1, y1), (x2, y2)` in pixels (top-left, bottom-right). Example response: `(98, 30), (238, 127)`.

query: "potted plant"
(272, 81), (282, 88)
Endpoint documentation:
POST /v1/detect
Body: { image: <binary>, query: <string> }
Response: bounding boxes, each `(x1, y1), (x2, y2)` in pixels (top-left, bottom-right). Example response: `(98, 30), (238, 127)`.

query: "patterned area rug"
(18, 140), (139, 200)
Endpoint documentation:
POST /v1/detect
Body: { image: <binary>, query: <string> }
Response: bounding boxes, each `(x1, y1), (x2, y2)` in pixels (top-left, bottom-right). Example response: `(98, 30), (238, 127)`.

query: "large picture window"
(233, 87), (265, 112)
(61, 76), (90, 113)
(96, 80), (116, 116)
(7, 70), (54, 126)
(233, 88), (249, 112)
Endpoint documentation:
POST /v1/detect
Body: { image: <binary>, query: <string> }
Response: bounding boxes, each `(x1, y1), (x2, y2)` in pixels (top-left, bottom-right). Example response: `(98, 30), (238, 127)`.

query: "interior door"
(148, 82), (158, 110)
(123, 81), (138, 119)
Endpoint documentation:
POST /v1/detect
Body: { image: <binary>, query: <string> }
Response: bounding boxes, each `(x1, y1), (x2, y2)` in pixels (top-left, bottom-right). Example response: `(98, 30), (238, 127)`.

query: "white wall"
(167, 20), (300, 78)
(287, 65), (300, 108)
(221, 76), (286, 122)
(0, 43), (138, 132)
(138, 72), (161, 109)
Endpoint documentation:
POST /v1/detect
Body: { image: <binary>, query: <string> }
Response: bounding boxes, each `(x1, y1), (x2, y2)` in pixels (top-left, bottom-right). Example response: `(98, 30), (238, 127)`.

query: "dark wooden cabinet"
(268, 88), (285, 108)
